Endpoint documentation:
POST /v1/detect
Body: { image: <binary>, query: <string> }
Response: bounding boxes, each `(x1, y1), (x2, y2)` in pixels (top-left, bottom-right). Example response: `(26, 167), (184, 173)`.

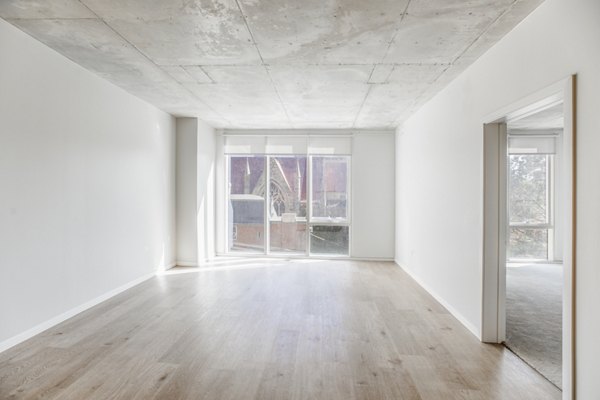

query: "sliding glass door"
(227, 154), (350, 256)
(228, 156), (266, 253)
(309, 156), (350, 256)
(269, 156), (308, 255)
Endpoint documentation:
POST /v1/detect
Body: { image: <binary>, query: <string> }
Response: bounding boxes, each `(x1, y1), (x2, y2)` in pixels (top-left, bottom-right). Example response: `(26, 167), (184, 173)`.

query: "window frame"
(507, 152), (555, 261)
(225, 153), (351, 257)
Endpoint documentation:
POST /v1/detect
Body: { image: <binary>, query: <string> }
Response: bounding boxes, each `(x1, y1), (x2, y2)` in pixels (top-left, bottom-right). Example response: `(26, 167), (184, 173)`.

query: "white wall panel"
(395, 0), (600, 396)
(351, 134), (395, 258)
(0, 19), (176, 349)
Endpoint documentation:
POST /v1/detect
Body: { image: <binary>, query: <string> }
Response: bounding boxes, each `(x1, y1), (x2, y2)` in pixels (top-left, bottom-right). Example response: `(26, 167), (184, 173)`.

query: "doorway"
(482, 76), (576, 399)
(505, 106), (564, 388)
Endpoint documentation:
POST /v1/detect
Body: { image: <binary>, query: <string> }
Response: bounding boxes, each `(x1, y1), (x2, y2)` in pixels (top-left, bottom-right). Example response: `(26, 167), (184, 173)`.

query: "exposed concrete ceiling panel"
(237, 0), (410, 64)
(84, 0), (260, 65)
(203, 65), (271, 83)
(369, 65), (395, 84)
(0, 0), (95, 19)
(387, 63), (446, 86)
(355, 63), (448, 127)
(269, 64), (373, 84)
(355, 85), (416, 127)
(0, 0), (544, 129)
(185, 82), (289, 124)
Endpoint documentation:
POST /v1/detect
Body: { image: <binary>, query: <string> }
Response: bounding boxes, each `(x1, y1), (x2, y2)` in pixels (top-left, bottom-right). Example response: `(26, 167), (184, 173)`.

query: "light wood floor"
(0, 259), (560, 400)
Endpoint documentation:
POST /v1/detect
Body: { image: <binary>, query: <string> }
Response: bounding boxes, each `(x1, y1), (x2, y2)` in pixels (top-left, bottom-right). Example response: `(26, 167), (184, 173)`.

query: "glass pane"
(228, 156), (265, 252)
(509, 154), (549, 224)
(269, 222), (307, 253)
(310, 225), (349, 255)
(311, 156), (348, 221)
(269, 156), (308, 254)
(508, 227), (548, 259)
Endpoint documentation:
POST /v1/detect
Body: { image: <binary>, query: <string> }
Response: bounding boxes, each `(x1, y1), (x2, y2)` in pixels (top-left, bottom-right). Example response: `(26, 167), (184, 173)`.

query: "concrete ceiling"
(0, 0), (543, 129)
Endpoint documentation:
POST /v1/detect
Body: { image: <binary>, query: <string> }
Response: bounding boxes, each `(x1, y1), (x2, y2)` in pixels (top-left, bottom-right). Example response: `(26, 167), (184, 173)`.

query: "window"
(226, 154), (350, 256)
(507, 153), (553, 260)
(310, 225), (349, 255)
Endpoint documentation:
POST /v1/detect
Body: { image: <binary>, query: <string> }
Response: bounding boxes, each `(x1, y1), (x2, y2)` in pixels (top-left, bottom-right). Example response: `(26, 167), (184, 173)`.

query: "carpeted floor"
(506, 263), (562, 388)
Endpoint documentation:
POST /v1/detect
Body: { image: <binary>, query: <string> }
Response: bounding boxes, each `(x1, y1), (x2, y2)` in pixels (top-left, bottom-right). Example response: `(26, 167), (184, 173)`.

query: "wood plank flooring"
(0, 259), (560, 399)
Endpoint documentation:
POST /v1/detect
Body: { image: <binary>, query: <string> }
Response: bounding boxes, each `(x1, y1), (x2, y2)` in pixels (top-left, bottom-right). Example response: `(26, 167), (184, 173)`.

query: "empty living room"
(1, 0), (599, 399)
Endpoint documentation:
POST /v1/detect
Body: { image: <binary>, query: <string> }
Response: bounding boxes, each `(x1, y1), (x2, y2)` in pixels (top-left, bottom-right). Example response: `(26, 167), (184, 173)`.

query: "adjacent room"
(1, 0), (599, 399)
(505, 102), (565, 388)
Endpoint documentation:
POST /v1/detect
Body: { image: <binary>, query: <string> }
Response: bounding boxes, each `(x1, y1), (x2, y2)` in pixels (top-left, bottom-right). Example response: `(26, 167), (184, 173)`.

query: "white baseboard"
(348, 257), (395, 262)
(176, 258), (222, 267)
(159, 262), (177, 271)
(0, 271), (156, 354)
(394, 261), (481, 339)
(175, 261), (199, 267)
(212, 253), (395, 262)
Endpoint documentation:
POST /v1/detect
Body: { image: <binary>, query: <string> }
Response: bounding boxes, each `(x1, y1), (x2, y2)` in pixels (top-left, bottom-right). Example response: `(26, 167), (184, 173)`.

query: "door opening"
(505, 111), (563, 388)
(482, 76), (576, 399)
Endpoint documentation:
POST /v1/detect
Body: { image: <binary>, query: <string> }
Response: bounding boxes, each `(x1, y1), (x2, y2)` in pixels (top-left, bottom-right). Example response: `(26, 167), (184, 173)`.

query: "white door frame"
(481, 76), (576, 399)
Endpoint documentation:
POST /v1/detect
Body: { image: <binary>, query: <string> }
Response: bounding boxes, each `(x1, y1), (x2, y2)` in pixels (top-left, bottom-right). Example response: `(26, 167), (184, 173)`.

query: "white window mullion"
(306, 155), (312, 256)
(265, 156), (270, 255)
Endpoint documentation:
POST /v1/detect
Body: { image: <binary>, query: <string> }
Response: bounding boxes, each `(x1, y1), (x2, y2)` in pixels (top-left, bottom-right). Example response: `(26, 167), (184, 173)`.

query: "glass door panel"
(310, 156), (349, 221)
(310, 225), (349, 255)
(228, 156), (266, 253)
(309, 156), (350, 256)
(269, 156), (307, 254)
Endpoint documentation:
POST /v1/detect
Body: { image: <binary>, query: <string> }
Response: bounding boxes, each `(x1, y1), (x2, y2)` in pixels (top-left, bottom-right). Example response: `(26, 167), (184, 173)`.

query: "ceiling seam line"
(365, 0), (411, 128)
(451, 0), (519, 65)
(195, 66), (216, 84)
(75, 0), (233, 125)
(163, 62), (449, 68)
(5, 17), (98, 21)
(233, 0), (294, 126)
(352, 85), (374, 128)
(391, 64), (452, 127)
(366, 65), (377, 83)
(378, 0), (413, 64)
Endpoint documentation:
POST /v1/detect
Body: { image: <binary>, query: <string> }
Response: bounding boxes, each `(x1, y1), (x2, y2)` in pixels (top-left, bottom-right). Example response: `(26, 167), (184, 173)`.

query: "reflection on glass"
(508, 153), (551, 260)
(269, 156), (307, 254)
(310, 225), (349, 255)
(227, 154), (352, 256)
(509, 154), (549, 225)
(508, 227), (549, 260)
(311, 156), (348, 220)
(270, 222), (307, 253)
(229, 156), (265, 252)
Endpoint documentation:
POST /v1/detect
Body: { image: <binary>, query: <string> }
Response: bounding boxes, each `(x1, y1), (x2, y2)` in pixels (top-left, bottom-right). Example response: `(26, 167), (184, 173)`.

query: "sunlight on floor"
(157, 257), (325, 275)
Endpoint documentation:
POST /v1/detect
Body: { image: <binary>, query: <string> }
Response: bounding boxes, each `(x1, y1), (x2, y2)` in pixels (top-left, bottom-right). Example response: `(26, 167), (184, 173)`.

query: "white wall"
(175, 117), (216, 265)
(176, 118), (198, 265)
(196, 120), (216, 261)
(395, 0), (600, 396)
(0, 19), (176, 349)
(352, 133), (395, 259)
